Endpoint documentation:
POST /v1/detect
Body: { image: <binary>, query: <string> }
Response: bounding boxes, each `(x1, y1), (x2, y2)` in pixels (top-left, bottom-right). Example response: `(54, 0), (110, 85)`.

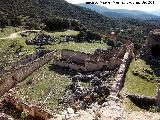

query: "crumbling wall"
(54, 60), (106, 72)
(145, 29), (160, 56)
(0, 95), (53, 119)
(108, 58), (122, 70)
(94, 47), (122, 61)
(84, 61), (105, 72)
(127, 94), (156, 110)
(0, 50), (49, 76)
(157, 83), (160, 109)
(10, 50), (48, 68)
(110, 43), (134, 96)
(0, 50), (57, 96)
(61, 49), (91, 62)
(54, 46), (128, 72)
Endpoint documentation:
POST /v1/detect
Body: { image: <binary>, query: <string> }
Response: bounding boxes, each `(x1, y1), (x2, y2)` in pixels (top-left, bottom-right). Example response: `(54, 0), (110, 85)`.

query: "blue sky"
(65, 0), (160, 11)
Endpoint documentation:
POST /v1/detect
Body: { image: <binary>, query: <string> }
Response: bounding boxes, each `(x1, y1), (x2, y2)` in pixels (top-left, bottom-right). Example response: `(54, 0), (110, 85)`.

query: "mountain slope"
(0, 0), (157, 32)
(0, 0), (159, 49)
(0, 0), (116, 33)
(78, 3), (160, 20)
(148, 10), (160, 16)
(78, 3), (110, 13)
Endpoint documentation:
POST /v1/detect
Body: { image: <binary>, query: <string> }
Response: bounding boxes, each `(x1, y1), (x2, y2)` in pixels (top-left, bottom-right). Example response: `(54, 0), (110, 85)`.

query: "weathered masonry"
(54, 44), (133, 72)
(0, 50), (58, 96)
(146, 29), (160, 57)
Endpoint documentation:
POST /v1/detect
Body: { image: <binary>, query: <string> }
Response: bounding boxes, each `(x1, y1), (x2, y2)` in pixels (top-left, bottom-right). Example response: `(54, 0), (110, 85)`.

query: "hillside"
(0, 0), (159, 49)
(78, 3), (160, 20)
(149, 10), (160, 16)
(1, 1), (160, 119)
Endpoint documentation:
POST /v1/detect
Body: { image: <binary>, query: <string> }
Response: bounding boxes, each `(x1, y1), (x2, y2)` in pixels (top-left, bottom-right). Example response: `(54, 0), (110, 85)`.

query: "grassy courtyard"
(124, 59), (158, 97)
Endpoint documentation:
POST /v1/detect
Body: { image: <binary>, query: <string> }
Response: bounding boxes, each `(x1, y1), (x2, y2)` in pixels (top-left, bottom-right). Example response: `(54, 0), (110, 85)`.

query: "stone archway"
(151, 44), (160, 57)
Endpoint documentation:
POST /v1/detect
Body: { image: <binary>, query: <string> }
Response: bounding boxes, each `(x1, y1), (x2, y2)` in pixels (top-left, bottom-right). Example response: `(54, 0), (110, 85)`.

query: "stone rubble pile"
(59, 71), (113, 111)
(26, 34), (56, 45)
(54, 98), (160, 120)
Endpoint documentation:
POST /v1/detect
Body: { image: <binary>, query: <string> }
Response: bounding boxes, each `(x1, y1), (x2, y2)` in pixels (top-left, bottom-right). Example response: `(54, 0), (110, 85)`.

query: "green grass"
(0, 26), (24, 38)
(0, 27), (108, 113)
(46, 41), (108, 53)
(10, 62), (70, 112)
(124, 59), (158, 97)
(123, 98), (145, 112)
(49, 29), (79, 37)
(0, 37), (35, 69)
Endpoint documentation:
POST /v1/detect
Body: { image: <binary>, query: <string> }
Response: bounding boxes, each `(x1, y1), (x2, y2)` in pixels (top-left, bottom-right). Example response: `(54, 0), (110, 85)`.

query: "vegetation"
(51, 30), (79, 37)
(0, 26), (24, 37)
(0, 0), (159, 49)
(0, 27), (107, 112)
(46, 41), (107, 53)
(1, 0), (160, 115)
(11, 62), (70, 112)
(124, 59), (158, 97)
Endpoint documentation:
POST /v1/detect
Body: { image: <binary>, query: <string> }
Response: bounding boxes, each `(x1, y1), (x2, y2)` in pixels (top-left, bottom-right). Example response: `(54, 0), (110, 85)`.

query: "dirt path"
(0, 30), (41, 40)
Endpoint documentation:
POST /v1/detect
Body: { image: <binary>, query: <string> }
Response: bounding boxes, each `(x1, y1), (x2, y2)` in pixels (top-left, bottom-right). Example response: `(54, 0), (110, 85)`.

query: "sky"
(65, 0), (160, 11)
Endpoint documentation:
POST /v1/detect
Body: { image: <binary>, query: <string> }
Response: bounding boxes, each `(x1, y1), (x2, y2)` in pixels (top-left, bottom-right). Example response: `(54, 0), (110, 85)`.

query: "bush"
(106, 39), (115, 47)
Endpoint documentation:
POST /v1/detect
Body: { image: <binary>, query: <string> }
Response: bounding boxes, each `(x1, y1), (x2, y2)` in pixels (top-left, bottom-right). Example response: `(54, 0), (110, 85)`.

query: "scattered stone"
(26, 34), (56, 45)
(67, 108), (74, 114)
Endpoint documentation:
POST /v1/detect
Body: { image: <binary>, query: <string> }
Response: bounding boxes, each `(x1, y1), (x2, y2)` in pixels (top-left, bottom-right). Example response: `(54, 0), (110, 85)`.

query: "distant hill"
(148, 10), (160, 16)
(77, 3), (110, 13)
(78, 3), (160, 20)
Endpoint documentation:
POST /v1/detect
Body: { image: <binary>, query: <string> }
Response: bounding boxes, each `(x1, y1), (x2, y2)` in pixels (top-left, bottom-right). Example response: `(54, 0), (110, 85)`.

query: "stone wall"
(0, 50), (49, 76)
(84, 61), (106, 71)
(54, 46), (128, 72)
(1, 95), (53, 119)
(0, 50), (57, 96)
(110, 43), (134, 96)
(157, 83), (160, 109)
(54, 60), (106, 72)
(145, 29), (160, 56)
(127, 94), (156, 110)
(61, 49), (91, 62)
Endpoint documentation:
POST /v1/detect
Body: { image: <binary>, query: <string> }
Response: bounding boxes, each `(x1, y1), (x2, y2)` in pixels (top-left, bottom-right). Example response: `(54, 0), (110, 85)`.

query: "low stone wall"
(54, 46), (128, 72)
(10, 50), (48, 68)
(110, 44), (134, 96)
(0, 50), (57, 96)
(61, 49), (91, 62)
(54, 60), (106, 72)
(127, 94), (156, 110)
(0, 50), (49, 76)
(84, 61), (105, 72)
(1, 95), (53, 119)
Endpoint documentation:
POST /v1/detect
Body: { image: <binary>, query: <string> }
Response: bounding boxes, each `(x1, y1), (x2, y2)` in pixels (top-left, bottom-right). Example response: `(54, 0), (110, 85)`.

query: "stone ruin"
(129, 29), (160, 110)
(54, 44), (129, 72)
(26, 34), (56, 45)
(0, 50), (60, 119)
(6, 39), (160, 119)
(1, 28), (160, 119)
(0, 50), (58, 96)
(55, 43), (135, 111)
(1, 37), (160, 119)
(0, 95), (53, 119)
(145, 29), (160, 57)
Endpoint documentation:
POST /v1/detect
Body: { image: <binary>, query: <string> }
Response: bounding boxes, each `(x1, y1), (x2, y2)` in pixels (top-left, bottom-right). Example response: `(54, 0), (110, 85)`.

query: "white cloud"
(65, 0), (160, 11)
